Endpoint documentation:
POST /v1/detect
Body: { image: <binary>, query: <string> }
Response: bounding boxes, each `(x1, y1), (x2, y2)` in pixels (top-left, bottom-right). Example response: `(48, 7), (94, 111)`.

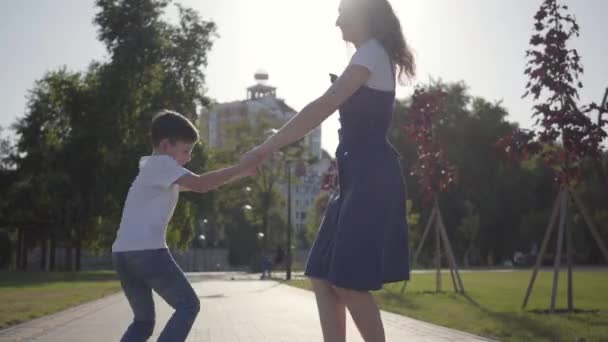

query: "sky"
(1, 0), (607, 156)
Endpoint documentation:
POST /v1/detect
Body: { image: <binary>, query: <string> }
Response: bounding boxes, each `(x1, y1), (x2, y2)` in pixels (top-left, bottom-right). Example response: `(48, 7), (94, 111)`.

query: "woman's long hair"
(364, 0), (416, 82)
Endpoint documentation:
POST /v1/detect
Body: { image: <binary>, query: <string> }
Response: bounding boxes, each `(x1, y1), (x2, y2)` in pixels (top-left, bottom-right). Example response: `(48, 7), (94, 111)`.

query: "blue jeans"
(113, 249), (200, 342)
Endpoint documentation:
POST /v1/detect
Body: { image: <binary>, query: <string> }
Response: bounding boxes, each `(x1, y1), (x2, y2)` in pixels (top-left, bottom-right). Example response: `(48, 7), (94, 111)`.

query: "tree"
(501, 0), (608, 312)
(209, 118), (286, 255)
(9, 69), (93, 270)
(207, 115), (318, 266)
(401, 83), (465, 293)
(5, 0), (219, 270)
(0, 126), (15, 269)
(393, 80), (557, 267)
(519, 0), (606, 185)
(457, 201), (481, 267)
(304, 192), (331, 247)
(91, 0), (218, 253)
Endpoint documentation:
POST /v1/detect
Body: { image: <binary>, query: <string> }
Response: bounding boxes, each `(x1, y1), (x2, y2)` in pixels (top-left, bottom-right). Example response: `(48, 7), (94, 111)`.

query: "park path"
(0, 273), (493, 341)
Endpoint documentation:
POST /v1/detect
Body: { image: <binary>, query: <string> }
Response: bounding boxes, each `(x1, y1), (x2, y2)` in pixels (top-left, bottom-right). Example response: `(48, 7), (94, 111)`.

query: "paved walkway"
(0, 273), (492, 341)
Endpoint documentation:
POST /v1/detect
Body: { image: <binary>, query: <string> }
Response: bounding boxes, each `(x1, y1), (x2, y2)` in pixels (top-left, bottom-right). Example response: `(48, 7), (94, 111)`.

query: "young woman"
(241, 0), (415, 340)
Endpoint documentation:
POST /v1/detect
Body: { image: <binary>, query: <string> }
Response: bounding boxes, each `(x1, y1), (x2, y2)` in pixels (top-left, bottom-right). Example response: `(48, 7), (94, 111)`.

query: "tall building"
(200, 71), (331, 241)
(283, 151), (332, 238)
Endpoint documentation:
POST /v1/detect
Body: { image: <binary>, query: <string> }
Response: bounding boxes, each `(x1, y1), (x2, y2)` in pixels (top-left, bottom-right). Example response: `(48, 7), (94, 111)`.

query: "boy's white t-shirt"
(112, 155), (194, 252)
(348, 38), (395, 92)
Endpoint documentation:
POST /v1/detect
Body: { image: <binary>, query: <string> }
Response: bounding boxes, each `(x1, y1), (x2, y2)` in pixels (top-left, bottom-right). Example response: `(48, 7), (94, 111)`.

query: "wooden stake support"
(402, 197), (465, 294)
(522, 187), (608, 312)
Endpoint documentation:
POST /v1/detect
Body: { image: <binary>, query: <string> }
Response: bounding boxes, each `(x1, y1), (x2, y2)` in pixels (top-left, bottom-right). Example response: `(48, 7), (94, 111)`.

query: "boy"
(112, 110), (254, 341)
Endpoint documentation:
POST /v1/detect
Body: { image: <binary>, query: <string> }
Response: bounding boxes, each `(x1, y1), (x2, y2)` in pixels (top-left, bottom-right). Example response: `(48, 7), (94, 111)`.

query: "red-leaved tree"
(498, 0), (607, 186)
(320, 160), (338, 193)
(402, 86), (457, 203)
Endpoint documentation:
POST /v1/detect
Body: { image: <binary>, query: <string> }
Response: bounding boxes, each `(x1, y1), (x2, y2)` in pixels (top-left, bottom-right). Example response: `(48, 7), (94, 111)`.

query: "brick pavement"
(0, 273), (493, 341)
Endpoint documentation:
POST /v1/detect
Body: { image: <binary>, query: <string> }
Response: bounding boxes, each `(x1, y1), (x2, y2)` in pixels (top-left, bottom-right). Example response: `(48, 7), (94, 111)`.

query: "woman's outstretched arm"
(257, 65), (370, 154)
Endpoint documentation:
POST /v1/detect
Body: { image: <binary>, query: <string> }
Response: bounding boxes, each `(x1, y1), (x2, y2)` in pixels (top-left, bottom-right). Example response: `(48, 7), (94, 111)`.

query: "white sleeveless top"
(348, 38), (396, 92)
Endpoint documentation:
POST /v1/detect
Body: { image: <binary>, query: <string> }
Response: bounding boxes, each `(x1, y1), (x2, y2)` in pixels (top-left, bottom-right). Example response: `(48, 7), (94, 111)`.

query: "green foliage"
(394, 80), (606, 266)
(1, 2), (606, 272)
(1, 0), (218, 268)
(304, 192), (330, 247)
(205, 118), (290, 265)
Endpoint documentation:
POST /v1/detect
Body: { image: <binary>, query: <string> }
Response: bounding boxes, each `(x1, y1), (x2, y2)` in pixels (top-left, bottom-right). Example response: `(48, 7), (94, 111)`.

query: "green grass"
(0, 271), (121, 329)
(289, 270), (608, 342)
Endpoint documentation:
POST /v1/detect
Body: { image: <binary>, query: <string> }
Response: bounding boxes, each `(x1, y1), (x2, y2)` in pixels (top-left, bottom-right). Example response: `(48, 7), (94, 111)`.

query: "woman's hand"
(238, 144), (274, 172)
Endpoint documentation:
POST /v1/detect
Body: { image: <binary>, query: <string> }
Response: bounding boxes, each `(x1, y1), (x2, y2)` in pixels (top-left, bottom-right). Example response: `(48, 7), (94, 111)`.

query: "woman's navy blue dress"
(304, 84), (410, 291)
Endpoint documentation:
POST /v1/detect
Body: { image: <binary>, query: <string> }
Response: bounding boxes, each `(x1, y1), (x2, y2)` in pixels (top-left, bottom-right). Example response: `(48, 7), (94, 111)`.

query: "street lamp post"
(263, 128), (296, 280)
(198, 234), (206, 271)
(286, 160), (293, 281)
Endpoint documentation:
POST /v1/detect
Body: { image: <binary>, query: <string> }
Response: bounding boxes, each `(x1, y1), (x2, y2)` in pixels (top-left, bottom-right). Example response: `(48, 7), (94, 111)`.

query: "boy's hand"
(238, 145), (273, 171)
(229, 143), (274, 182)
(233, 152), (262, 179)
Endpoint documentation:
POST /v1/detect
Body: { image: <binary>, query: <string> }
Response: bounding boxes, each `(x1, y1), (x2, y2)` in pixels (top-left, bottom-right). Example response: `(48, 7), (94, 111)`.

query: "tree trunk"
(463, 247), (472, 268)
(21, 230), (28, 270)
(40, 236), (47, 270)
(65, 243), (73, 271)
(15, 228), (22, 270)
(75, 236), (82, 271)
(50, 233), (56, 271)
(262, 192), (271, 250)
(65, 205), (73, 271)
(592, 88), (608, 189)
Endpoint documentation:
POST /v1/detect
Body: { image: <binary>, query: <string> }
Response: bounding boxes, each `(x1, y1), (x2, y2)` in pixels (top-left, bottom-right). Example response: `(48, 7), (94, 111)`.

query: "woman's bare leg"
(310, 277), (346, 342)
(333, 286), (385, 342)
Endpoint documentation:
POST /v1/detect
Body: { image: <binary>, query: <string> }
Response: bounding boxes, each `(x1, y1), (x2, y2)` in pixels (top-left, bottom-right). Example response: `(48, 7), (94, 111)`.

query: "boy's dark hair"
(150, 110), (199, 146)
